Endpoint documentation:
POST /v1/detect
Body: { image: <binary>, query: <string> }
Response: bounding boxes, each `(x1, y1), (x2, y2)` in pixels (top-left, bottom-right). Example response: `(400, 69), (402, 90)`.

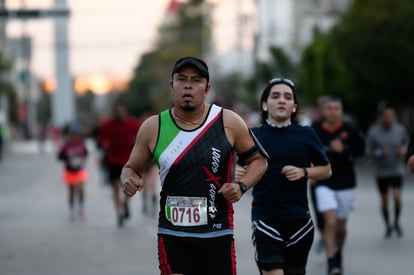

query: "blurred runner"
(366, 107), (409, 238)
(57, 123), (88, 221)
(98, 101), (140, 227)
(312, 96), (366, 275)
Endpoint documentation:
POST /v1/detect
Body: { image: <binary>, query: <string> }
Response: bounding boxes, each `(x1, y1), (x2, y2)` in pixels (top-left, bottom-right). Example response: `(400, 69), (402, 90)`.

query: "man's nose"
(184, 79), (193, 88)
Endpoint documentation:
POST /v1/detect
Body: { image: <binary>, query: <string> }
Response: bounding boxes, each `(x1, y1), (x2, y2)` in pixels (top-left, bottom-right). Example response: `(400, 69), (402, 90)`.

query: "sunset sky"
(5, 0), (175, 80)
(4, 0), (253, 83)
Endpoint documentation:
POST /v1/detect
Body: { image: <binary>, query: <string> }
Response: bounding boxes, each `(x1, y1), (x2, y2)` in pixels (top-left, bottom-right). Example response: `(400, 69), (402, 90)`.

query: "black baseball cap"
(172, 56), (209, 82)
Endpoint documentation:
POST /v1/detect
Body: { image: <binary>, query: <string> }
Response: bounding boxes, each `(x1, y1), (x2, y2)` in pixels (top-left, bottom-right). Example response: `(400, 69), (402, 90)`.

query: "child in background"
(58, 123), (88, 221)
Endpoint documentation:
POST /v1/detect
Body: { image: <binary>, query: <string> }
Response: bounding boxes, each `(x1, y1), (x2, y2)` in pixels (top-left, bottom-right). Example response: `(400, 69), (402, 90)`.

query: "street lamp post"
(52, 0), (74, 128)
(0, 0), (74, 135)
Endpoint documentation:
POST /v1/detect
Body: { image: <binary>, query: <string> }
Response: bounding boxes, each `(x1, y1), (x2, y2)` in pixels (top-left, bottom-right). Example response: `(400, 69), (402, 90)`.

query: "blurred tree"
(122, 0), (209, 117)
(37, 89), (95, 128)
(75, 90), (97, 131)
(245, 47), (297, 110)
(214, 73), (243, 108)
(338, 0), (414, 129)
(36, 90), (51, 124)
(299, 0), (414, 130)
(0, 53), (17, 123)
(299, 29), (354, 106)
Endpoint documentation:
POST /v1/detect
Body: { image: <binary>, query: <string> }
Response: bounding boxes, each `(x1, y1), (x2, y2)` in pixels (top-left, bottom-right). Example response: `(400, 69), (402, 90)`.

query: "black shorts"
(107, 164), (124, 183)
(252, 219), (314, 275)
(377, 176), (403, 194)
(158, 234), (236, 275)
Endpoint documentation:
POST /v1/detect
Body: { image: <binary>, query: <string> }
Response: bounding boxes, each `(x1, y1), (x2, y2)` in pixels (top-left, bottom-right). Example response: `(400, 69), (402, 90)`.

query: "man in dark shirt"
(312, 96), (365, 275)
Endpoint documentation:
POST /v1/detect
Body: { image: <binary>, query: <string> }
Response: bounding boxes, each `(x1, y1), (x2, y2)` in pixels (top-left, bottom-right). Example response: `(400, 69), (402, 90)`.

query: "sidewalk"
(1, 140), (414, 275)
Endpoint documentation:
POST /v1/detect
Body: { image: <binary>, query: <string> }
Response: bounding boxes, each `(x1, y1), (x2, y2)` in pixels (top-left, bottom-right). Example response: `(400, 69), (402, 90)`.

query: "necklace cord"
(172, 105), (206, 125)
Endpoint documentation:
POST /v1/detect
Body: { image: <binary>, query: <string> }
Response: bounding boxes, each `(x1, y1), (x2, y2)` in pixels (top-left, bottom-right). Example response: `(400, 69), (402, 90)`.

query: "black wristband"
(236, 181), (248, 194)
(303, 168), (308, 178)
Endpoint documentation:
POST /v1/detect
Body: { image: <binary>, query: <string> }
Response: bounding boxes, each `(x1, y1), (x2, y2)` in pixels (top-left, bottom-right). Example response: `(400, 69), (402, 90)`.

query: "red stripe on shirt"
(226, 155), (235, 230)
(173, 111), (221, 165)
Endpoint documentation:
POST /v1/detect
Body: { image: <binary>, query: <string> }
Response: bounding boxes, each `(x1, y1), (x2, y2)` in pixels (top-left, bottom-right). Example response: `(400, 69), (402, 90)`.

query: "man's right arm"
(120, 115), (158, 197)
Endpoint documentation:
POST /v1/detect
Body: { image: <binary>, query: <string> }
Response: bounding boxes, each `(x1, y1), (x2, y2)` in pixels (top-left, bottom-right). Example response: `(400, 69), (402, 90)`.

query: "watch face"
(238, 182), (247, 193)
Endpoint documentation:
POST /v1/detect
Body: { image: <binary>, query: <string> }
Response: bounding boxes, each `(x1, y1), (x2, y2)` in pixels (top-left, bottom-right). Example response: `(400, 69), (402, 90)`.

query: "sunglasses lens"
(269, 78), (294, 87)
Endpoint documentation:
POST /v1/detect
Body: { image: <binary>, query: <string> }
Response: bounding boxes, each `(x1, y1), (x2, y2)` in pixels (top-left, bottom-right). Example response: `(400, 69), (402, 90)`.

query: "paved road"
(1, 140), (414, 275)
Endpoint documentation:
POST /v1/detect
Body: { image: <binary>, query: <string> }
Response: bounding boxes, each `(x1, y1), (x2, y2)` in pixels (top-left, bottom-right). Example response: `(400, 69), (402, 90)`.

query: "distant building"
(255, 0), (351, 63)
(209, 0), (256, 77)
(209, 0), (351, 78)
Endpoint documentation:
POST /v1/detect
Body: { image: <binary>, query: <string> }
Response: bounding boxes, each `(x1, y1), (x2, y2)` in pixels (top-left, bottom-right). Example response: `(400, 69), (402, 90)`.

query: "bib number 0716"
(165, 196), (208, 227)
(170, 206), (200, 225)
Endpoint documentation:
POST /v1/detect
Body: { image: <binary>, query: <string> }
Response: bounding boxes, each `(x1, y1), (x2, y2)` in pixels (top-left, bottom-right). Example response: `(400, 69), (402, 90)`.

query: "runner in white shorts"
(312, 96), (365, 275)
(316, 186), (355, 219)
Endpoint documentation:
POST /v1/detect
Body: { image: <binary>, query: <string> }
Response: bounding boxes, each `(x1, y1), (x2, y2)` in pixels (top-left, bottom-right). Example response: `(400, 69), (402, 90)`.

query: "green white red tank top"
(153, 104), (234, 237)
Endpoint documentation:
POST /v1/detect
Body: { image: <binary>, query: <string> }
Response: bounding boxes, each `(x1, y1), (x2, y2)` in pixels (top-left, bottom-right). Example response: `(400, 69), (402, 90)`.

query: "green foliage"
(0, 53), (18, 123)
(214, 73), (244, 108)
(36, 91), (51, 123)
(300, 0), (414, 129)
(299, 30), (354, 106)
(245, 46), (298, 109)
(338, 1), (414, 102)
(76, 90), (95, 113)
(337, 0), (414, 128)
(122, 0), (208, 116)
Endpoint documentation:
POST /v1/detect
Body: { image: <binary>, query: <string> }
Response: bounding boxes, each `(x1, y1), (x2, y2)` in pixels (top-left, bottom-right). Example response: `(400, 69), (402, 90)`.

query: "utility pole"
(52, 0), (74, 128)
(0, 0), (74, 135)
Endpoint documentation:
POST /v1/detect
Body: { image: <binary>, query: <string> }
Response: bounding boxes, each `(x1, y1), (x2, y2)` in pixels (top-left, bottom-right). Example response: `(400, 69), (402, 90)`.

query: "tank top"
(153, 104), (234, 238)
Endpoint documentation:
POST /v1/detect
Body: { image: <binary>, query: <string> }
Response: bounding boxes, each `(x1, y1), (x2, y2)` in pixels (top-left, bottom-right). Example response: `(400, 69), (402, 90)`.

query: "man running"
(120, 56), (268, 275)
(312, 96), (365, 275)
(99, 101), (140, 227)
(366, 107), (409, 237)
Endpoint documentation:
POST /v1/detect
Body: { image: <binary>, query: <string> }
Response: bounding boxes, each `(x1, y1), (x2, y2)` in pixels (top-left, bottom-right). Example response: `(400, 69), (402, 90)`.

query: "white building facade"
(208, 0), (351, 77)
(255, 0), (352, 63)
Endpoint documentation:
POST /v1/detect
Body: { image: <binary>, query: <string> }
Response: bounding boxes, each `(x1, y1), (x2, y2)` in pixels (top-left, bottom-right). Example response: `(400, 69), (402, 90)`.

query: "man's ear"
(205, 83), (211, 94)
(170, 80), (174, 94)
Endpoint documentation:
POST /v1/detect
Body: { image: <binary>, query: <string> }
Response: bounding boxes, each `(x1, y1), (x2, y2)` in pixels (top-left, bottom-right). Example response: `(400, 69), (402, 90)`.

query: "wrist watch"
(303, 167), (308, 178)
(237, 181), (248, 194)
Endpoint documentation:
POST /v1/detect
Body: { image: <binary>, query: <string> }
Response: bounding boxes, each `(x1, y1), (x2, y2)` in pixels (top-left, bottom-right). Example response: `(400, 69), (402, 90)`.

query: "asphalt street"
(1, 140), (413, 275)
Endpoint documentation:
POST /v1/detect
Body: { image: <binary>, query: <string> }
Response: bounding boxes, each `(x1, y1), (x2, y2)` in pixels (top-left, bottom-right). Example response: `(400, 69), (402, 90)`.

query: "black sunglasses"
(268, 78), (295, 88)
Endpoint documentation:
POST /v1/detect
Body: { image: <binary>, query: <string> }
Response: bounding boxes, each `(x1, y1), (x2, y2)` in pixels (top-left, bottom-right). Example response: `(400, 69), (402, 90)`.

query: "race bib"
(165, 196), (208, 227)
(69, 157), (84, 169)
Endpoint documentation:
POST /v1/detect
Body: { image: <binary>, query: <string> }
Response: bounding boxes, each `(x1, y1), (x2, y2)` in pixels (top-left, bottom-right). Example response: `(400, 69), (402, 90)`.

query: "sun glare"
(42, 77), (57, 93)
(89, 74), (112, 95)
(74, 74), (112, 95)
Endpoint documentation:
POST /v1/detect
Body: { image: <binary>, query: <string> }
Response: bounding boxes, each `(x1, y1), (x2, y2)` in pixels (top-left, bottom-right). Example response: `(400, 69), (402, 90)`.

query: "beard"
(181, 102), (196, 111)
